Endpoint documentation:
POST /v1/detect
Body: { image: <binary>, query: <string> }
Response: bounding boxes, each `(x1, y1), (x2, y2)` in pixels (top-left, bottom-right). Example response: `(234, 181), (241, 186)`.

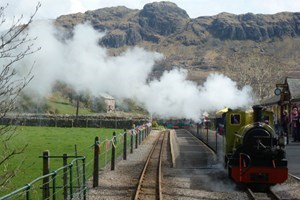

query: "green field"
(47, 95), (94, 115)
(0, 126), (124, 197)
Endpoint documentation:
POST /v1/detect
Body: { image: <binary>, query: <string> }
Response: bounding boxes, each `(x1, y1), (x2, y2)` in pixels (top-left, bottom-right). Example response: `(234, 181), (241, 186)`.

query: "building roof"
(260, 76), (300, 106)
(286, 77), (300, 101)
(260, 95), (280, 106)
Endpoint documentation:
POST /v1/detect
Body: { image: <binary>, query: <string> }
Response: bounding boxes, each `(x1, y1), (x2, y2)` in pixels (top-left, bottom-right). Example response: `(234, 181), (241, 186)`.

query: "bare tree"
(222, 51), (289, 100)
(0, 2), (40, 188)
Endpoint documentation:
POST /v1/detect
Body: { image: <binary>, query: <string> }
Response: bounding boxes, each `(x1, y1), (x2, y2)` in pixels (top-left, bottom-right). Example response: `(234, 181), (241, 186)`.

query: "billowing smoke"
(12, 21), (255, 121)
(139, 69), (254, 120)
(17, 21), (162, 99)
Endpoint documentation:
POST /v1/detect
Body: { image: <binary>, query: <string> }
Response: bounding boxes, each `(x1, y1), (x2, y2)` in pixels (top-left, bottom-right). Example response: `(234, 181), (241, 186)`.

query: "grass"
(47, 94), (94, 115)
(0, 126), (124, 197)
(1, 93), (147, 198)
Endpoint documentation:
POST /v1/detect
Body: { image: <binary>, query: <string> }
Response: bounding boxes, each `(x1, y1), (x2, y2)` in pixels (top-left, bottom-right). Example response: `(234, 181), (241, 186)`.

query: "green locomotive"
(224, 105), (288, 185)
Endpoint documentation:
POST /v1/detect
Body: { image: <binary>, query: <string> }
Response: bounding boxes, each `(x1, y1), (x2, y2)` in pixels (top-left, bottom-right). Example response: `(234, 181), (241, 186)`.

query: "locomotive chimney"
(252, 105), (263, 123)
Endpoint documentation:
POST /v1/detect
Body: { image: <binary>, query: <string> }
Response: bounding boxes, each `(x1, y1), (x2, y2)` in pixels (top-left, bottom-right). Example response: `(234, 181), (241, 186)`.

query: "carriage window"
(230, 114), (240, 124)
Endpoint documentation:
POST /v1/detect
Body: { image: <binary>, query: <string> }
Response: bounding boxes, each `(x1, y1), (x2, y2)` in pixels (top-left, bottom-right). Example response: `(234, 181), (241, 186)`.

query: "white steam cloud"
(12, 21), (255, 121)
(138, 69), (254, 120)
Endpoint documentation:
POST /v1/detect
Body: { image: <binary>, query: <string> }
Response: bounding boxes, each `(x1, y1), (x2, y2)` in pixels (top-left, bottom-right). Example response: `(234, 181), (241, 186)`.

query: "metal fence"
(0, 124), (152, 200)
(0, 156), (86, 200)
(187, 120), (225, 161)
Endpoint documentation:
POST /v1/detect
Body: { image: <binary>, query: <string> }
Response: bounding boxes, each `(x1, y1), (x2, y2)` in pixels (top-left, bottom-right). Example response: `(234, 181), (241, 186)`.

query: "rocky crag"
(56, 2), (300, 45)
(55, 1), (300, 83)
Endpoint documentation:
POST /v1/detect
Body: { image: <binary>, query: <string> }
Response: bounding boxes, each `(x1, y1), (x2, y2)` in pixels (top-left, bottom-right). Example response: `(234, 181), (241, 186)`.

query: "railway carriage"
(165, 119), (191, 129)
(224, 105), (288, 185)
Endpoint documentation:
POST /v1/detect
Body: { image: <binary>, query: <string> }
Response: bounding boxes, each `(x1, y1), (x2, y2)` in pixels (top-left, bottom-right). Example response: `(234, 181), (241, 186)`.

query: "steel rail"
(158, 131), (167, 200)
(289, 173), (300, 181)
(134, 131), (165, 200)
(247, 187), (281, 200)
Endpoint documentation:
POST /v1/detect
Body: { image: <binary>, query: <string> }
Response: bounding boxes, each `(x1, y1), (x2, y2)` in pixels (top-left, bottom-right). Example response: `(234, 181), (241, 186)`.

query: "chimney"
(252, 105), (263, 123)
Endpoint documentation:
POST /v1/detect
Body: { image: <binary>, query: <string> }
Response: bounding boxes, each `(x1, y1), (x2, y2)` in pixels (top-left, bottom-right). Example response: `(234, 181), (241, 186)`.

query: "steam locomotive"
(224, 105), (288, 185)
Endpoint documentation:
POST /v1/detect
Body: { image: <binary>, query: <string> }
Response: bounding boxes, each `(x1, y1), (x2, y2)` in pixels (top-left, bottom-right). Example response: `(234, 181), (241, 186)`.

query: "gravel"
(87, 130), (161, 200)
(86, 130), (300, 200)
(272, 176), (300, 199)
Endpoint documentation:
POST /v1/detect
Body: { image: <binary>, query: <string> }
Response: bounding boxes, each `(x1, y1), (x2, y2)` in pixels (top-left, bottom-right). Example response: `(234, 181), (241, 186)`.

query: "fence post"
(93, 137), (99, 187)
(26, 184), (30, 200)
(82, 157), (87, 200)
(216, 130), (218, 153)
(135, 129), (138, 149)
(111, 132), (116, 170)
(206, 127), (209, 143)
(146, 126), (149, 137)
(42, 150), (50, 200)
(75, 145), (81, 199)
(69, 163), (74, 199)
(63, 154), (68, 200)
(130, 130), (133, 153)
(52, 172), (57, 200)
(138, 130), (141, 145)
(123, 129), (127, 160)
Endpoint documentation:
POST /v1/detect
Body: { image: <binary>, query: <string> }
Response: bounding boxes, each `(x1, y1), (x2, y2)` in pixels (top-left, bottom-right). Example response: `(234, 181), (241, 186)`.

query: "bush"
(152, 120), (158, 127)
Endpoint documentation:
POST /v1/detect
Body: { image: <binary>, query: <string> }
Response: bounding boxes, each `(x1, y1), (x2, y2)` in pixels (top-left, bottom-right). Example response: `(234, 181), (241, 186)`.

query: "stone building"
(104, 96), (115, 112)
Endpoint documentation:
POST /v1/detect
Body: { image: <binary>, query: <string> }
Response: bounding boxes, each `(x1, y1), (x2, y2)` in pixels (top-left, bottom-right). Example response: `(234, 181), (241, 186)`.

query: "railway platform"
(170, 129), (218, 168)
(285, 142), (300, 177)
(186, 126), (300, 179)
(166, 129), (241, 199)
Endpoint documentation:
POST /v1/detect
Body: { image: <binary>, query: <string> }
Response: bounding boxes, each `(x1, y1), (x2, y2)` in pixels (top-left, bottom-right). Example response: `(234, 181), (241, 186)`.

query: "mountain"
(55, 2), (300, 44)
(54, 1), (300, 97)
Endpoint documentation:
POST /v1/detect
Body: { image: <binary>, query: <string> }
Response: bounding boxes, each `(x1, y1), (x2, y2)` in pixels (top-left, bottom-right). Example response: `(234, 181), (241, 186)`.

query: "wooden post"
(141, 129), (144, 141)
(75, 145), (81, 199)
(63, 154), (68, 200)
(42, 150), (50, 200)
(135, 130), (138, 149)
(146, 126), (149, 136)
(138, 130), (141, 145)
(93, 137), (99, 187)
(215, 130), (218, 153)
(206, 126), (209, 143)
(111, 132), (116, 170)
(123, 129), (127, 160)
(130, 130), (133, 153)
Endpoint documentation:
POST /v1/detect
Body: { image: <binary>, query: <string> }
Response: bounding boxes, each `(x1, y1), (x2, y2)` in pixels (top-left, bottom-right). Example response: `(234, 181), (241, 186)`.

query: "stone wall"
(0, 114), (149, 129)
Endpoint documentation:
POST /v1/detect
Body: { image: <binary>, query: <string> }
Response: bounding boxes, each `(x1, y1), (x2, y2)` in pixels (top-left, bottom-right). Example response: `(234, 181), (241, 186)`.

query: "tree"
(221, 51), (289, 100)
(0, 2), (40, 188)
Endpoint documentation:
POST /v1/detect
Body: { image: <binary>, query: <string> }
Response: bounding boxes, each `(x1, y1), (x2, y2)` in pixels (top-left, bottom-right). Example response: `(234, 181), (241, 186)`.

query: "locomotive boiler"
(224, 105), (288, 185)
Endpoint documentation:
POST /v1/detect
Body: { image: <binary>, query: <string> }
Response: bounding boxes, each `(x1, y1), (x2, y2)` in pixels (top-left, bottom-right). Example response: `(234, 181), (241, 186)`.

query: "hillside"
(54, 1), (300, 98)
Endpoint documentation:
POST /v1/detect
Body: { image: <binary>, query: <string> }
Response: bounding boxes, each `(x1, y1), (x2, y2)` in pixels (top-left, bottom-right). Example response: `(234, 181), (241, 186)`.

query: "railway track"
(134, 130), (167, 200)
(247, 187), (281, 200)
(289, 173), (300, 181)
(243, 172), (300, 200)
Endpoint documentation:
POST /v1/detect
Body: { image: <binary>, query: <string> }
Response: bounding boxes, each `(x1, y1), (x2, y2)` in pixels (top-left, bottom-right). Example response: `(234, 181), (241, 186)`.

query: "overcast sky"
(2, 0), (300, 21)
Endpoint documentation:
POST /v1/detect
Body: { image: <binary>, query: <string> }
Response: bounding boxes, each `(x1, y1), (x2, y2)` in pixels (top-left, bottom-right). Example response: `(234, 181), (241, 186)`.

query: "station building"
(261, 76), (300, 134)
